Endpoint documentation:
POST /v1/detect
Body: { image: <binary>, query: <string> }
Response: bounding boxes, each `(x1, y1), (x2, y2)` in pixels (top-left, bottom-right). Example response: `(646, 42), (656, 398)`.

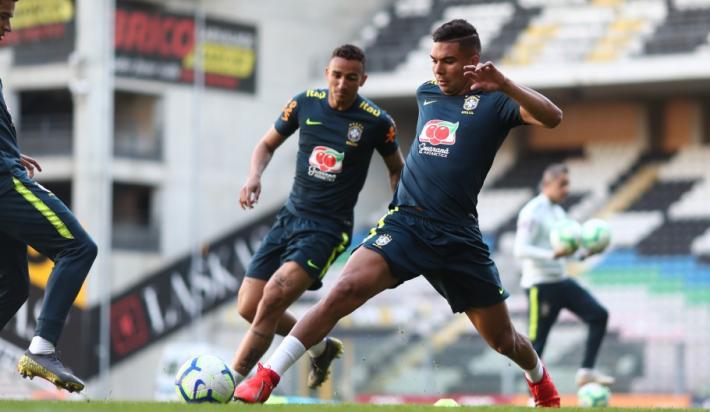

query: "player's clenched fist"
(239, 175), (261, 209)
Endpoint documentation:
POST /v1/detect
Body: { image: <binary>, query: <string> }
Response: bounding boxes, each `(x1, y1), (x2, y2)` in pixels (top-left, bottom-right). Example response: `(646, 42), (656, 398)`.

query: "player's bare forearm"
(248, 141), (274, 179)
(249, 127), (285, 178)
(383, 150), (404, 192)
(501, 79), (562, 128)
(240, 127), (286, 209)
(388, 170), (400, 192)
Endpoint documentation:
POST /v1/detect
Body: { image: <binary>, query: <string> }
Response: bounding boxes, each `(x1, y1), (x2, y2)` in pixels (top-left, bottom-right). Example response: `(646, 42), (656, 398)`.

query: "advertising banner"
(115, 1), (257, 93)
(0, 0), (76, 65)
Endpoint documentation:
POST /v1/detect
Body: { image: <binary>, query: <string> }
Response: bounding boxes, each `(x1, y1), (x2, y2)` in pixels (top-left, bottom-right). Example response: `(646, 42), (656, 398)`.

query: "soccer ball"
(549, 219), (582, 254)
(581, 219), (611, 253)
(577, 382), (611, 407)
(175, 354), (236, 403)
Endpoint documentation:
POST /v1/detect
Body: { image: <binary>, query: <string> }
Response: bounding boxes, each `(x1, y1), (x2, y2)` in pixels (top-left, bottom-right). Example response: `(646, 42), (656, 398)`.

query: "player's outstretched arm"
(383, 150), (404, 192)
(506, 81), (562, 129)
(463, 62), (562, 128)
(239, 126), (286, 210)
(19, 153), (42, 178)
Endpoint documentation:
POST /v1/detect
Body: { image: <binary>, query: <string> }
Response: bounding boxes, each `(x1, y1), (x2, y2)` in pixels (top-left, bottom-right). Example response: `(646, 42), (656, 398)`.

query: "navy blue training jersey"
(0, 79), (21, 175)
(394, 81), (524, 223)
(274, 89), (399, 225)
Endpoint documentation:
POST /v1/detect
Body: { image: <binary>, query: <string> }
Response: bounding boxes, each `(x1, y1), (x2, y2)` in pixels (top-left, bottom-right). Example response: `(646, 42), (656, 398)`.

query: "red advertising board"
(115, 1), (257, 93)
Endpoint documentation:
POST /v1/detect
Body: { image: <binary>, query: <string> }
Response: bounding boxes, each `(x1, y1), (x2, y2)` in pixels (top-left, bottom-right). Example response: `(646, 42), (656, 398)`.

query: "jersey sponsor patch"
(359, 100), (381, 117)
(308, 146), (344, 182)
(419, 119), (458, 146)
(418, 119), (458, 158)
(306, 89), (327, 99)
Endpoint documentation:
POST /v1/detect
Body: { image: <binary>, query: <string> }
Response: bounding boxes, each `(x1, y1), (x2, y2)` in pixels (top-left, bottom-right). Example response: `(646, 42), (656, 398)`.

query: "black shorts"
(360, 207), (509, 313)
(246, 206), (351, 290)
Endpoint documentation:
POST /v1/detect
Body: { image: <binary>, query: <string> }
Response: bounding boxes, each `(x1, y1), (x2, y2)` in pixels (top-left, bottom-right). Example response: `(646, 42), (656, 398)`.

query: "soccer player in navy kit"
(232, 44), (404, 388)
(236, 20), (563, 406)
(0, 0), (97, 393)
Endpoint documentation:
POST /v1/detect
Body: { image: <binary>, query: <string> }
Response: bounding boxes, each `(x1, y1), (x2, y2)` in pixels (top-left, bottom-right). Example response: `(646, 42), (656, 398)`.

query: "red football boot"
(526, 367), (561, 407)
(234, 363), (280, 404)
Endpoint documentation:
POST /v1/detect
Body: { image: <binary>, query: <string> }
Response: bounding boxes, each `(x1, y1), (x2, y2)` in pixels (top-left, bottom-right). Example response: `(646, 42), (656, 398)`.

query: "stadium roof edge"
(359, 55), (710, 98)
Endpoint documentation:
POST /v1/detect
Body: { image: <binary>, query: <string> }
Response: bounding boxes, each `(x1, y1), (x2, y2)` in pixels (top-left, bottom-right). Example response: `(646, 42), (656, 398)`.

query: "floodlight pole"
(72, 0), (115, 400)
(97, 0), (116, 399)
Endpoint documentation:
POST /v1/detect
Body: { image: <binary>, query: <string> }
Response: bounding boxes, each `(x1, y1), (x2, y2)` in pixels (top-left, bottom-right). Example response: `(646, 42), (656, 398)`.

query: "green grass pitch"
(0, 402), (692, 412)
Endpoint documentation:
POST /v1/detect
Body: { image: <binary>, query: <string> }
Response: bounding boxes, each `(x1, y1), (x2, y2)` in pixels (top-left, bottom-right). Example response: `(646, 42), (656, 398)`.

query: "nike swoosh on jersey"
(305, 118), (322, 126)
(307, 259), (320, 269)
(423, 99), (437, 106)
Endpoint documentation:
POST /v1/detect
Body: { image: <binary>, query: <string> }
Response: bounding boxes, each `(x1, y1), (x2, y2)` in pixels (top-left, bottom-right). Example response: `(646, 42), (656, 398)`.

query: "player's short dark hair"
(432, 19), (481, 56)
(331, 44), (366, 69)
(540, 163), (569, 189)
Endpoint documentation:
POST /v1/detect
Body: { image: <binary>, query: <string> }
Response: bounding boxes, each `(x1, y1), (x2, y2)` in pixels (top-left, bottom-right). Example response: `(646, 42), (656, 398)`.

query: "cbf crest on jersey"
(462, 95), (480, 114)
(346, 122), (364, 147)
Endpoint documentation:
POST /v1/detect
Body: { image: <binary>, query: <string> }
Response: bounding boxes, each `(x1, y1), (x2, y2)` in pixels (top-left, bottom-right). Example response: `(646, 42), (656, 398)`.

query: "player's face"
(326, 57), (367, 108)
(430, 42), (478, 95)
(0, 0), (15, 41)
(546, 173), (570, 203)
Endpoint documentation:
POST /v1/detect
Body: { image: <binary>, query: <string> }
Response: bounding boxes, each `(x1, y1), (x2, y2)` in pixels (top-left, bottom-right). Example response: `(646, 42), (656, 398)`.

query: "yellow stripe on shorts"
(319, 232), (350, 279)
(362, 206), (399, 244)
(528, 286), (539, 341)
(12, 177), (74, 240)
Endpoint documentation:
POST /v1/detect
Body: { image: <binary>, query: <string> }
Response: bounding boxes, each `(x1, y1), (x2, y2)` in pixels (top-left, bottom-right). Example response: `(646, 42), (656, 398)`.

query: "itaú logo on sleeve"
(308, 146), (344, 182)
(418, 119), (458, 158)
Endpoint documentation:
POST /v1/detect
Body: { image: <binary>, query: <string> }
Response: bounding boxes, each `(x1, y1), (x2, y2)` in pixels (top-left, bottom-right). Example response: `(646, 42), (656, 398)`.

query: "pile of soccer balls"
(550, 218), (611, 255)
(175, 354), (236, 404)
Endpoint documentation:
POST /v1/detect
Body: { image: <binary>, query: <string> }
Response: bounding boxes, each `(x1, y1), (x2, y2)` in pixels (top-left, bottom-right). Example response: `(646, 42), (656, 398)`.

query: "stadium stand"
(361, 0), (710, 71)
(581, 145), (710, 393)
(644, 0), (710, 55)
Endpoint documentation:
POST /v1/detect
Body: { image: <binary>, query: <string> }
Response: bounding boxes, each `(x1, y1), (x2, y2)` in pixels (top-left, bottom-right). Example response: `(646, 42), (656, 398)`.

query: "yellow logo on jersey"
(359, 101), (381, 117)
(306, 89), (326, 99)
